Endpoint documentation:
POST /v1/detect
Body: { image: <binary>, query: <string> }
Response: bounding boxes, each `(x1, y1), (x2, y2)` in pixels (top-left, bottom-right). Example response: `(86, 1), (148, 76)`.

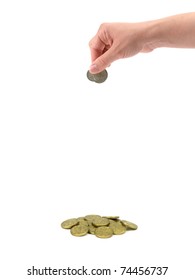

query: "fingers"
(89, 47), (116, 73)
(89, 25), (115, 73)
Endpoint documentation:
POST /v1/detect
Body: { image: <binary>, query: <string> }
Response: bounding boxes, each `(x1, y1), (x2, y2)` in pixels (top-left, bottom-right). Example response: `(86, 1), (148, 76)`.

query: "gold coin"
(70, 225), (89, 237)
(61, 218), (79, 229)
(84, 215), (101, 221)
(95, 226), (113, 238)
(108, 219), (117, 225)
(78, 220), (89, 227)
(88, 222), (96, 235)
(92, 217), (110, 227)
(109, 221), (126, 235)
(121, 220), (138, 230)
(61, 215), (138, 237)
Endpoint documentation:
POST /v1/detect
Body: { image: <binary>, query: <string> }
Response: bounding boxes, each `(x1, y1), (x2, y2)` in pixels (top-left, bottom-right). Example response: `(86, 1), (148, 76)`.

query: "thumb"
(89, 48), (116, 74)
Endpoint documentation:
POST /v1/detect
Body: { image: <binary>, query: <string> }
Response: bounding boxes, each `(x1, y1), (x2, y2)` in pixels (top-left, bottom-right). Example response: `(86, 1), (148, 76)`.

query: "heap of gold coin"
(61, 215), (138, 238)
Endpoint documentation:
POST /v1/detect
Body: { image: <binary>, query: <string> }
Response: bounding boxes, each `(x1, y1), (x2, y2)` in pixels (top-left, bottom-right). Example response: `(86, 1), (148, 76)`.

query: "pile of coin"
(61, 215), (138, 238)
(87, 69), (108, 83)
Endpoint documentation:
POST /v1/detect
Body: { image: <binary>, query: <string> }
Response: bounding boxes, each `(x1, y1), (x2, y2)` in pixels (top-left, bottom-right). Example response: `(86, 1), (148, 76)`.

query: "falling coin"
(87, 69), (108, 83)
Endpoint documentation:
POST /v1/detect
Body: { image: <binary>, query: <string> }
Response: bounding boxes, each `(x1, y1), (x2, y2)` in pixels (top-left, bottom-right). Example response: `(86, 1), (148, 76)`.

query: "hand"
(89, 13), (195, 74)
(89, 22), (154, 74)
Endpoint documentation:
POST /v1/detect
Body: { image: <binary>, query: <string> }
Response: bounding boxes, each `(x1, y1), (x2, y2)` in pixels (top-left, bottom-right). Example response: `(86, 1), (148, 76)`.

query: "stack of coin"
(61, 215), (138, 238)
(87, 70), (108, 83)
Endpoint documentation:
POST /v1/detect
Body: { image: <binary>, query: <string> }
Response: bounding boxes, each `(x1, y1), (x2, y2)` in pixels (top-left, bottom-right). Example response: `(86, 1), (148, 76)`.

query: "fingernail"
(90, 64), (99, 73)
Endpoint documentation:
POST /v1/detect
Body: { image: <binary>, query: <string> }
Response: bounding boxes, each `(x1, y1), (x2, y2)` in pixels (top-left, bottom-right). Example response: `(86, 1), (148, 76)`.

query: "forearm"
(144, 12), (195, 50)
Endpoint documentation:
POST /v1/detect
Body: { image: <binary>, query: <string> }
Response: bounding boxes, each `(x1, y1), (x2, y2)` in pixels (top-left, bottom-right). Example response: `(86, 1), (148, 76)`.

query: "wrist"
(141, 20), (167, 51)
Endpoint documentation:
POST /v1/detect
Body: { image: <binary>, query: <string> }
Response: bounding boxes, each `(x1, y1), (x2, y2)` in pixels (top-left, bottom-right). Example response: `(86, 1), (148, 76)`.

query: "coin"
(88, 222), (96, 234)
(121, 220), (138, 230)
(87, 69), (108, 83)
(92, 217), (110, 227)
(87, 71), (94, 82)
(61, 218), (79, 229)
(84, 214), (101, 221)
(61, 215), (138, 238)
(95, 226), (113, 238)
(78, 220), (89, 227)
(70, 225), (89, 237)
(109, 221), (126, 235)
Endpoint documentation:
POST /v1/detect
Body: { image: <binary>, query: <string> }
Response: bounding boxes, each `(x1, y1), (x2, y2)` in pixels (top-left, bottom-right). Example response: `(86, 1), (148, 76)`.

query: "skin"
(89, 13), (195, 74)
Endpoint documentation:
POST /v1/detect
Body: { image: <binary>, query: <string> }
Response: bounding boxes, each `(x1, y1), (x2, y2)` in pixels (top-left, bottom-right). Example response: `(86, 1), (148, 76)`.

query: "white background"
(0, 0), (195, 279)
